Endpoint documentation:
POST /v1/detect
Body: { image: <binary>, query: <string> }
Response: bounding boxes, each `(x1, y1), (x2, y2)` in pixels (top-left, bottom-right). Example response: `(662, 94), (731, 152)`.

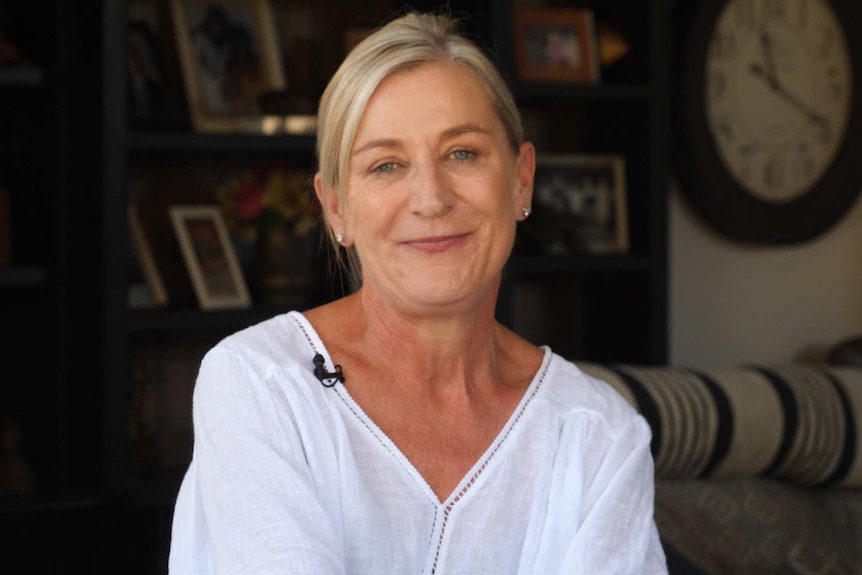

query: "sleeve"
(538, 413), (669, 575)
(168, 346), (347, 575)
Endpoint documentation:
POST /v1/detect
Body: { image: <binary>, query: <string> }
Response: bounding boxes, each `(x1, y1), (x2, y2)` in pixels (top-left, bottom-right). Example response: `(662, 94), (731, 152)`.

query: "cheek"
(477, 172), (518, 216)
(343, 188), (400, 243)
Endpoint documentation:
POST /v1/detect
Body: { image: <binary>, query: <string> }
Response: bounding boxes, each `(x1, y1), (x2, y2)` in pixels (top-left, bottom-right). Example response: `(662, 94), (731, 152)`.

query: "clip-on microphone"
(312, 353), (345, 387)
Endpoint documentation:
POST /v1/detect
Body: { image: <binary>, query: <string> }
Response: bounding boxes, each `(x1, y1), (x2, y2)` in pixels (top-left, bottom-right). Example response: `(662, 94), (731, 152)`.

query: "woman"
(169, 11), (667, 574)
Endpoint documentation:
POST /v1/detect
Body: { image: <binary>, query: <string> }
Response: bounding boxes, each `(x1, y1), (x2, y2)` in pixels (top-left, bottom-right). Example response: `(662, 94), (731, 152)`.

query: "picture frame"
(169, 205), (251, 309)
(169, 0), (286, 133)
(128, 203), (169, 308)
(513, 7), (601, 84)
(522, 154), (629, 255)
(127, 19), (178, 129)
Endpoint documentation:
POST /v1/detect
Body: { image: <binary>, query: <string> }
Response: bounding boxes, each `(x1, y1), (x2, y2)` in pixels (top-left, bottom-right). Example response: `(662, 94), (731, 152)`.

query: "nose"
(408, 162), (454, 218)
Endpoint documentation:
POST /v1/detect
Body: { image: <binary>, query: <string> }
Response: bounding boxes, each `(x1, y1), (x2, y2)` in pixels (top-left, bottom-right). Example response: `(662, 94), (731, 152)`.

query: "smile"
(401, 233), (471, 254)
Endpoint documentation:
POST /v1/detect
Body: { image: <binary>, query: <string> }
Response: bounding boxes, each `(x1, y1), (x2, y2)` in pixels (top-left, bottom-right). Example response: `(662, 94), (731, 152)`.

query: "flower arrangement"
(217, 162), (319, 245)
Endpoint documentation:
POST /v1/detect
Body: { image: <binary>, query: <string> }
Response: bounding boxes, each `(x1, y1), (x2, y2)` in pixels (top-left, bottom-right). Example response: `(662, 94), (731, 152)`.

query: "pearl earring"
(335, 233), (345, 243)
(522, 207), (531, 218)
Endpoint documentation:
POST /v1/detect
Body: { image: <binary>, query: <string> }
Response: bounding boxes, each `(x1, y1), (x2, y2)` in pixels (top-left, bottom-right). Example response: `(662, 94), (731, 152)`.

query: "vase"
(252, 218), (315, 306)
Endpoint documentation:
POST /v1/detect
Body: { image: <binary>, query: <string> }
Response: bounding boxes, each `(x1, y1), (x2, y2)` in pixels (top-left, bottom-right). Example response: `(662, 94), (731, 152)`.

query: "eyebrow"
(351, 123), (492, 157)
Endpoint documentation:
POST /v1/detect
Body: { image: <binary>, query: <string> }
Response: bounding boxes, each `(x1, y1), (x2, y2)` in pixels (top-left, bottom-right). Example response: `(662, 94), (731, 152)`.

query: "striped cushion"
(576, 363), (862, 487)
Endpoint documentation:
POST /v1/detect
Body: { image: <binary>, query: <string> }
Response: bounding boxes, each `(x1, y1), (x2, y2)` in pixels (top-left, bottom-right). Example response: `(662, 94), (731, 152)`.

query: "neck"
(344, 286), (506, 397)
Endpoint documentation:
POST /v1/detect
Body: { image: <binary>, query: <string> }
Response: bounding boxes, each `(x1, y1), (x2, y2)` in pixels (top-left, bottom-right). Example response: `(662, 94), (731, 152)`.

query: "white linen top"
(169, 311), (668, 575)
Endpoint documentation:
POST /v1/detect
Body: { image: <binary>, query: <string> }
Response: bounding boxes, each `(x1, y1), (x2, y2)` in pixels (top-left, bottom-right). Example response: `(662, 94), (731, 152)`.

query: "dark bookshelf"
(0, 0), (672, 572)
(0, 266), (46, 288)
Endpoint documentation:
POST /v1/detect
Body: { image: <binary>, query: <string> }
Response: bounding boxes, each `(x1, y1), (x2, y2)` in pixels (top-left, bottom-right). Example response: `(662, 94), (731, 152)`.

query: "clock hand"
(749, 63), (830, 130)
(760, 30), (778, 80)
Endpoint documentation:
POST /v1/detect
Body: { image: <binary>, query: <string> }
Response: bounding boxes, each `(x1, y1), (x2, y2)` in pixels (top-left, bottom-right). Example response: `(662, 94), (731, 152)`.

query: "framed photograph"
(170, 0), (286, 133)
(513, 7), (600, 84)
(127, 19), (178, 129)
(128, 203), (169, 308)
(523, 154), (629, 255)
(169, 205), (251, 309)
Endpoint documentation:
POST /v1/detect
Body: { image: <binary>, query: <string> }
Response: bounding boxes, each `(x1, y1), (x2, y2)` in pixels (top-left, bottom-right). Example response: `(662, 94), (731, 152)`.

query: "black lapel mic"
(312, 353), (345, 387)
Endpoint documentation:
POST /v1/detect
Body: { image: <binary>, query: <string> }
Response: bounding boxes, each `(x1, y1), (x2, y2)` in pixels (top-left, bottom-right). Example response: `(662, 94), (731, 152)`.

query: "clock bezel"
(673, 0), (862, 244)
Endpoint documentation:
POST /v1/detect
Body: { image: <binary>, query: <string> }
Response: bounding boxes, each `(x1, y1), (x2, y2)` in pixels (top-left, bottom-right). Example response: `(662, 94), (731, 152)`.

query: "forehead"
(355, 61), (501, 141)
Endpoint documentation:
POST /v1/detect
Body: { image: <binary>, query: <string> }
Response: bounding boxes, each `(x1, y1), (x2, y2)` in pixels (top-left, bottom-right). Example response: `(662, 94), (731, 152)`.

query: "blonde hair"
(316, 11), (524, 285)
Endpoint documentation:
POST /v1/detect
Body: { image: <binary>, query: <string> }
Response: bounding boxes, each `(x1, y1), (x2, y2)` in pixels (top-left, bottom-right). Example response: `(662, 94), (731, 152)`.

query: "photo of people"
(520, 156), (629, 255)
(525, 24), (582, 69)
(514, 7), (600, 83)
(188, 2), (267, 116)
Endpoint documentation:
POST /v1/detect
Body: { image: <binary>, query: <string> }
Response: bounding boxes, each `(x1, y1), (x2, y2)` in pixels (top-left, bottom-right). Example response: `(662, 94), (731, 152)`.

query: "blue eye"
(373, 162), (397, 173)
(451, 149), (475, 161)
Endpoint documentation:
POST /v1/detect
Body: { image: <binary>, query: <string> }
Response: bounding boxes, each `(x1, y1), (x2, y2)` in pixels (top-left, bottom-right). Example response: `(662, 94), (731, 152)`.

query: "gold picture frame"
(170, 0), (286, 133)
(169, 205), (251, 309)
(513, 7), (601, 84)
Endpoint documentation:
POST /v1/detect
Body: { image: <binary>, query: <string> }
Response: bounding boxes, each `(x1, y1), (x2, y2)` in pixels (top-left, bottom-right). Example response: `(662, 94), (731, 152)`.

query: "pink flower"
(234, 178), (263, 221)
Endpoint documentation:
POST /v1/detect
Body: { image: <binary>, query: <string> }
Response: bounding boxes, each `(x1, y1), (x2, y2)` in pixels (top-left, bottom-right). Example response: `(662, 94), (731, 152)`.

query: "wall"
(669, 182), (862, 368)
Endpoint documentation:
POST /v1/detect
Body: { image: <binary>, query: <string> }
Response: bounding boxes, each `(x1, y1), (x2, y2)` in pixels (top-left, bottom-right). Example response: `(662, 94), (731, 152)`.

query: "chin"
(397, 274), (498, 313)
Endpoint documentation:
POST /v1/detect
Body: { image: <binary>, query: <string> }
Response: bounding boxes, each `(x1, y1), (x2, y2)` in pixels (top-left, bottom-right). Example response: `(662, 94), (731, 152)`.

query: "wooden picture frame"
(524, 154), (629, 255)
(169, 205), (251, 309)
(170, 0), (286, 133)
(128, 203), (169, 308)
(513, 7), (600, 84)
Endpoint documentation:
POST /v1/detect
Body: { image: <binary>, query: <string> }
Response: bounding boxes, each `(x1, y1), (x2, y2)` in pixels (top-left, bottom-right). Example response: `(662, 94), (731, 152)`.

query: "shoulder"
(208, 310), (315, 370)
(193, 311), (321, 410)
(539, 351), (646, 436)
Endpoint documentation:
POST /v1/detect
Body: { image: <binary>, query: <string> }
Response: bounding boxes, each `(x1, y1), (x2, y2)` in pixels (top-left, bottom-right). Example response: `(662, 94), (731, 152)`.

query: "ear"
(314, 172), (347, 240)
(514, 141), (536, 220)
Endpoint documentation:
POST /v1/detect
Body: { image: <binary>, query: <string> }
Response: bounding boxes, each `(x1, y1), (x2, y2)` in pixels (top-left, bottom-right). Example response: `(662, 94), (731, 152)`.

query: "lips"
(400, 233), (471, 253)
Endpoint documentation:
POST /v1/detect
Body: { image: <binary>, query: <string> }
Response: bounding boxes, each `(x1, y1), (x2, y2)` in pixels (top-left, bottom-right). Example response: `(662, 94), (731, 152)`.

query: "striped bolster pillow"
(576, 363), (862, 487)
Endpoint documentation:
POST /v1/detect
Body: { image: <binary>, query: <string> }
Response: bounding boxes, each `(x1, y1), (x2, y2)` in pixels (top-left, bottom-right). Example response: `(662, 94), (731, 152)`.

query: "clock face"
(705, 0), (853, 203)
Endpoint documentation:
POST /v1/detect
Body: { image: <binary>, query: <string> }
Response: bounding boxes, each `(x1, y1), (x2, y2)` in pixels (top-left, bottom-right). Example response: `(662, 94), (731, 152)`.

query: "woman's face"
(326, 61), (534, 315)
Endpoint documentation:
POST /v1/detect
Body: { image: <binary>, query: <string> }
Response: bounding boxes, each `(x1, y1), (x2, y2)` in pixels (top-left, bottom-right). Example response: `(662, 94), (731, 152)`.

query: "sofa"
(574, 361), (862, 575)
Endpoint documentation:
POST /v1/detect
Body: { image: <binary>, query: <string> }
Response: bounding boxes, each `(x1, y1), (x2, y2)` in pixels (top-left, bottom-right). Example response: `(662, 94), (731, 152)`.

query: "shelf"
(0, 67), (46, 87)
(0, 493), (104, 515)
(513, 82), (652, 103)
(507, 254), (653, 275)
(0, 266), (46, 288)
(128, 305), (306, 334)
(129, 492), (179, 509)
(127, 131), (317, 155)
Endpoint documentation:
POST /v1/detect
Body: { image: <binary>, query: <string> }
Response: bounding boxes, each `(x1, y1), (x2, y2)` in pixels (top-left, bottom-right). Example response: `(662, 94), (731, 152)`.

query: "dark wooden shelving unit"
(0, 266), (46, 288)
(128, 305), (312, 334)
(513, 82), (653, 102)
(127, 131), (316, 154)
(0, 67), (46, 86)
(0, 2), (107, 573)
(508, 254), (655, 275)
(1, 0), (671, 572)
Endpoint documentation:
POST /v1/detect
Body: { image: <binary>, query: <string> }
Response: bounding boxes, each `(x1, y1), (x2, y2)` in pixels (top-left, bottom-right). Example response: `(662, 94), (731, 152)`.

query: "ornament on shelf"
(597, 23), (630, 68)
(216, 163), (320, 305)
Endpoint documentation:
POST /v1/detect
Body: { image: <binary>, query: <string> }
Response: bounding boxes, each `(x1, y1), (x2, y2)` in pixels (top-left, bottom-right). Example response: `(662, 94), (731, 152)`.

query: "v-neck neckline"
(288, 310), (553, 507)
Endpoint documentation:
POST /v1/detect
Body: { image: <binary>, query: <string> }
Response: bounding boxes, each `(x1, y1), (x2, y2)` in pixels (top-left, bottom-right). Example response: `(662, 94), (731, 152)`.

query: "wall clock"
(673, 0), (862, 244)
